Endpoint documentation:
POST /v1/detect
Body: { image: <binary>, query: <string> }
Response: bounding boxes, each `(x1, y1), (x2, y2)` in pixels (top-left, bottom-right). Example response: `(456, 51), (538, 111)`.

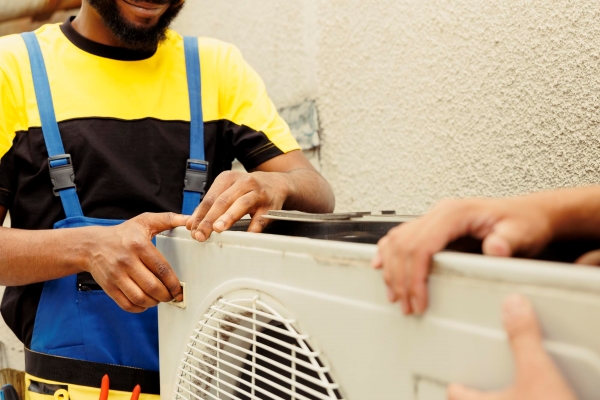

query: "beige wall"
(174, 0), (600, 214)
(0, 9), (77, 37)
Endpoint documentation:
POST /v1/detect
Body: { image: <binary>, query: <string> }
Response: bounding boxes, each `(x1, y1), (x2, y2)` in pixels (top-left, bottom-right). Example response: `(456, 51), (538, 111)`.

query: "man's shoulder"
(198, 37), (237, 53)
(0, 34), (27, 62)
(166, 31), (241, 62)
(0, 24), (61, 71)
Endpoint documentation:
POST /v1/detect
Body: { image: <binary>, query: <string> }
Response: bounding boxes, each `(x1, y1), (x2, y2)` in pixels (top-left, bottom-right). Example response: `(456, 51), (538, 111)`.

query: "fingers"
(382, 236), (412, 314)
(136, 245), (183, 302)
(500, 295), (577, 399)
(481, 233), (513, 257)
(187, 172), (248, 241)
(186, 171), (240, 231)
(135, 212), (189, 236)
(247, 208), (271, 233)
(481, 220), (527, 258)
(480, 209), (552, 258)
(195, 182), (253, 241)
(102, 281), (150, 314)
(575, 249), (600, 266)
(371, 251), (383, 269)
(407, 250), (432, 314)
(119, 219), (184, 302)
(377, 223), (426, 315)
(119, 277), (160, 309)
(447, 384), (506, 400)
(377, 202), (473, 315)
(501, 295), (552, 379)
(188, 172), (280, 241)
(213, 192), (260, 233)
(502, 295), (544, 366)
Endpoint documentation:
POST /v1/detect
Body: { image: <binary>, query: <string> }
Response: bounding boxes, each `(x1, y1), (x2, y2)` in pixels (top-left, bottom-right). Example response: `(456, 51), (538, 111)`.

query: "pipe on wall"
(0, 0), (81, 23)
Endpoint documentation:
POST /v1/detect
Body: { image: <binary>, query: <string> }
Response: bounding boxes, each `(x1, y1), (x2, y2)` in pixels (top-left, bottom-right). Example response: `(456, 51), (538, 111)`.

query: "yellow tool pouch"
(25, 374), (159, 400)
(25, 349), (160, 400)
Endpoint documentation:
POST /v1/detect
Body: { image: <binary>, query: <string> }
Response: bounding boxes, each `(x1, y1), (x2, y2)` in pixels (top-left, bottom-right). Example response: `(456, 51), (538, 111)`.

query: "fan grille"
(174, 294), (344, 400)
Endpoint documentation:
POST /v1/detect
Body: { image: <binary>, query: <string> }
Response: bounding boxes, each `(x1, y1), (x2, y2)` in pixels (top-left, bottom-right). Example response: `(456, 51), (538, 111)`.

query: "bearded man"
(0, 0), (334, 396)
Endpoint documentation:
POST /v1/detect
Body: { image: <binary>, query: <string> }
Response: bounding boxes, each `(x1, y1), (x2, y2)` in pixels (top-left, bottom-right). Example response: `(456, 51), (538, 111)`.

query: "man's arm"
(187, 150), (335, 242)
(0, 207), (187, 313)
(373, 185), (600, 315)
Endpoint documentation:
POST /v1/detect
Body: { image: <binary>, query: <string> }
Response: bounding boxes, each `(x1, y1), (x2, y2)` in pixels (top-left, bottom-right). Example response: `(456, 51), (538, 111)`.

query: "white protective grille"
(175, 295), (344, 400)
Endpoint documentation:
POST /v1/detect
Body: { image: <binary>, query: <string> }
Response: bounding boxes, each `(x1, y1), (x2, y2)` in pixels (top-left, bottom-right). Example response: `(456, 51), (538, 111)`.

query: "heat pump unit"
(157, 213), (600, 400)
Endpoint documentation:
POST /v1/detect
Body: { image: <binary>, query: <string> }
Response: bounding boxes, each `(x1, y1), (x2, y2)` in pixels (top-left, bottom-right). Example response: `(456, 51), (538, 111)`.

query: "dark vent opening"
(236, 321), (342, 400)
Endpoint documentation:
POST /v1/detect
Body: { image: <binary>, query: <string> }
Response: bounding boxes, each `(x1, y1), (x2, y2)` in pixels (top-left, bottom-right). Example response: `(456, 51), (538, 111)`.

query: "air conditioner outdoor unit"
(157, 213), (600, 400)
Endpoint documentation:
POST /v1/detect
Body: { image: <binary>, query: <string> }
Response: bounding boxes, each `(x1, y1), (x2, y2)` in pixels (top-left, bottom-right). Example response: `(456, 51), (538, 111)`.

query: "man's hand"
(84, 212), (188, 313)
(186, 150), (335, 242)
(372, 196), (555, 315)
(187, 170), (289, 241)
(447, 295), (577, 400)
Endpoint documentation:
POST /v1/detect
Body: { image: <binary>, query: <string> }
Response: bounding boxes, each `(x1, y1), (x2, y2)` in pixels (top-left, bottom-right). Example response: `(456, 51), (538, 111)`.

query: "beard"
(86, 0), (184, 51)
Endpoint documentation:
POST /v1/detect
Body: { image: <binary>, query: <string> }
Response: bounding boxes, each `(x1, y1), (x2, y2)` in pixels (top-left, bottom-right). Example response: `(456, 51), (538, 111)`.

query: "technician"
(0, 0), (334, 397)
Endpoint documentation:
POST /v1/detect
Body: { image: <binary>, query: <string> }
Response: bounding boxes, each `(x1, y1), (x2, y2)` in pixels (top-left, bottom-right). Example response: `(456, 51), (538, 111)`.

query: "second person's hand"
(447, 295), (576, 400)
(372, 195), (556, 315)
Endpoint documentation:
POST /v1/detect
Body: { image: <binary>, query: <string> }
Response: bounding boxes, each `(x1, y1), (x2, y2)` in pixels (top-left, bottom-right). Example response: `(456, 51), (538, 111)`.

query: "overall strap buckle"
(184, 159), (209, 196)
(48, 154), (76, 196)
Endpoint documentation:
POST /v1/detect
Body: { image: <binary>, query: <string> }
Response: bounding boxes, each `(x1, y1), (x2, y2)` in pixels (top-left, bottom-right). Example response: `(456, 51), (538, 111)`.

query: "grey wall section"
(174, 1), (600, 214)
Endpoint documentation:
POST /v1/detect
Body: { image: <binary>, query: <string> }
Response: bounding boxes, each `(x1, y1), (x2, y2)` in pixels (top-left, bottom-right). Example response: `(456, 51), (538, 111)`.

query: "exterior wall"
(0, 10), (77, 37)
(174, 1), (600, 214)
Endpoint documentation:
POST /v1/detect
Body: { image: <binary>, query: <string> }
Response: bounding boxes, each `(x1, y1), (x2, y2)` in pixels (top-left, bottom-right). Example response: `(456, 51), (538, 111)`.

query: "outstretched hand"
(372, 197), (555, 315)
(448, 295), (576, 400)
(84, 212), (188, 313)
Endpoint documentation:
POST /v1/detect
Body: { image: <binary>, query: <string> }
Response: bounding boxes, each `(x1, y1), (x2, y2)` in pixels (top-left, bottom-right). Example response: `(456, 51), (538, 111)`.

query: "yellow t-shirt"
(0, 18), (300, 354)
(0, 18), (300, 224)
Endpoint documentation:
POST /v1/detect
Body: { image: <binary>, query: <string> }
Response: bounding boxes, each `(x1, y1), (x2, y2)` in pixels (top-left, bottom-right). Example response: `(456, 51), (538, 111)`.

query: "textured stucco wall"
(174, 1), (600, 214)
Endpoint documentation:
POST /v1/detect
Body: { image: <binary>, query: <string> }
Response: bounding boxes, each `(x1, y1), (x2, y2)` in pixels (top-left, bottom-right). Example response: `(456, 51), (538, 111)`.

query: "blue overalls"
(21, 32), (207, 372)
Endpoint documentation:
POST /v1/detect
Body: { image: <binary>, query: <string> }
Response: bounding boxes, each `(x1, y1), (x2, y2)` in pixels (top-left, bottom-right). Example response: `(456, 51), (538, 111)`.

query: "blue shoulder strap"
(21, 32), (84, 218)
(22, 33), (205, 218)
(182, 36), (208, 215)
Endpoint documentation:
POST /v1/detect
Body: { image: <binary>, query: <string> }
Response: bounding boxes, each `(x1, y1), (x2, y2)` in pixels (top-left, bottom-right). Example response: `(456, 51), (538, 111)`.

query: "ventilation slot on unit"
(175, 295), (344, 400)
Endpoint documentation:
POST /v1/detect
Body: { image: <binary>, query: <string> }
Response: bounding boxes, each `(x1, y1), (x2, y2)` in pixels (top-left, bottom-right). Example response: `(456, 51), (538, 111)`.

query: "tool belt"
(25, 349), (160, 395)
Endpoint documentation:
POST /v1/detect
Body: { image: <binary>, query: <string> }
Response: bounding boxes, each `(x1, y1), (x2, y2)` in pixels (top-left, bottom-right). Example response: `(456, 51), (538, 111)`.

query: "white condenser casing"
(157, 217), (600, 400)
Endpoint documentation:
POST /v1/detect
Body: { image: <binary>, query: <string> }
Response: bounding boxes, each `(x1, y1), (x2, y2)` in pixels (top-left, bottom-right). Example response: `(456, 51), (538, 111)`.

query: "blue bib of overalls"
(21, 32), (207, 371)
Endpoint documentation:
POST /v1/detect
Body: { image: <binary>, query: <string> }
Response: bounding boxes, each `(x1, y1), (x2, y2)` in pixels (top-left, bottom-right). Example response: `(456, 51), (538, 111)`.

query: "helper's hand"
(84, 212), (188, 313)
(447, 295), (577, 400)
(187, 170), (289, 242)
(372, 196), (554, 315)
(575, 250), (600, 266)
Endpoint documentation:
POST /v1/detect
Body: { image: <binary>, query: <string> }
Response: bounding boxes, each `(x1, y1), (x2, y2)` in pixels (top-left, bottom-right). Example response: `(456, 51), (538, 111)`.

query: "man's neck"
(71, 3), (123, 47)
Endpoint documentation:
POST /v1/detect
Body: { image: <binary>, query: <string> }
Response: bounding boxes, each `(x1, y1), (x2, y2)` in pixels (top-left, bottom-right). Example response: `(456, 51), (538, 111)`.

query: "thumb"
(135, 212), (189, 236)
(447, 384), (506, 400)
(481, 219), (530, 257)
(575, 249), (600, 266)
(501, 295), (547, 378)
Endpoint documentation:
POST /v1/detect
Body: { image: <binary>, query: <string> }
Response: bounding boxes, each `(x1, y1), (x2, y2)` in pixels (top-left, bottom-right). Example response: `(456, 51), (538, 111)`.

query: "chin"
(89, 0), (184, 50)
(116, 0), (168, 27)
